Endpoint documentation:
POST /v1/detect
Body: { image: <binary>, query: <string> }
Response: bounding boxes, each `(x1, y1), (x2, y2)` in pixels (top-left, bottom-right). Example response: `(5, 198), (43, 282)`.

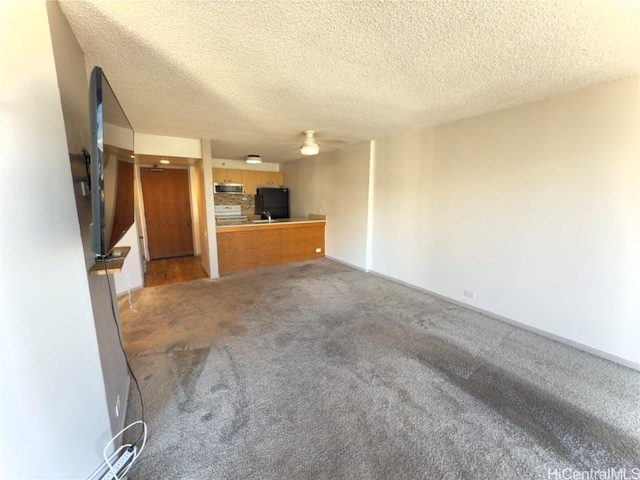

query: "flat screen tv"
(89, 66), (135, 258)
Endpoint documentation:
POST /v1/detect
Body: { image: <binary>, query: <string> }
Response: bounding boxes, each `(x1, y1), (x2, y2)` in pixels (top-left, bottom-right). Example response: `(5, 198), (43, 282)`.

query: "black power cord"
(102, 257), (146, 446)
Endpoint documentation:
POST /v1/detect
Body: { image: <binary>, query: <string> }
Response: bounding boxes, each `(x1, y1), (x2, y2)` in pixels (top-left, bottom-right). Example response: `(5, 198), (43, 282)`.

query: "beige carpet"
(119, 258), (640, 480)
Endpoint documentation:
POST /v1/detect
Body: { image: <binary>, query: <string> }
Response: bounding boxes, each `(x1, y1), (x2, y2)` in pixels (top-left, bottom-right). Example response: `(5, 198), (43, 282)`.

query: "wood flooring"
(144, 255), (207, 287)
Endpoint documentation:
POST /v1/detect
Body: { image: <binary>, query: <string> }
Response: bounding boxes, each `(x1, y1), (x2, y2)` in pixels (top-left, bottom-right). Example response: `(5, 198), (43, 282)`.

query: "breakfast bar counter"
(216, 217), (325, 229)
(216, 217), (326, 275)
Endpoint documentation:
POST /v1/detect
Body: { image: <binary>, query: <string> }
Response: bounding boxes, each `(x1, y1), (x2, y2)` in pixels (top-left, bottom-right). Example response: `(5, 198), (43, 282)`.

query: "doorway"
(140, 167), (194, 260)
(144, 256), (207, 287)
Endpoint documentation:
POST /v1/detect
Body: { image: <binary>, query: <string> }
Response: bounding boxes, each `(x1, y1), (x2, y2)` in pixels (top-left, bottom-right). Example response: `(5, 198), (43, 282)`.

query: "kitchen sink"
(252, 219), (286, 224)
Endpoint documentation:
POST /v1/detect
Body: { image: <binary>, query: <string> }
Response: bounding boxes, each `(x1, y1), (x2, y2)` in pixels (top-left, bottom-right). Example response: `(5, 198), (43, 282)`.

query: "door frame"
(136, 164), (200, 262)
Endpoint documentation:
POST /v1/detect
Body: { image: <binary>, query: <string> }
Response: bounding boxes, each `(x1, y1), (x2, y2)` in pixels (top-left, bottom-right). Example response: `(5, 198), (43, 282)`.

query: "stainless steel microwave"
(214, 183), (243, 194)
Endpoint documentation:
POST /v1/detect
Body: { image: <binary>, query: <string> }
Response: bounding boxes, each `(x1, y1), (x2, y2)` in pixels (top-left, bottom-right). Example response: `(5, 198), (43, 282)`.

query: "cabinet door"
(241, 170), (257, 195)
(256, 171), (271, 186)
(271, 172), (284, 186)
(213, 168), (226, 183)
(227, 169), (243, 184)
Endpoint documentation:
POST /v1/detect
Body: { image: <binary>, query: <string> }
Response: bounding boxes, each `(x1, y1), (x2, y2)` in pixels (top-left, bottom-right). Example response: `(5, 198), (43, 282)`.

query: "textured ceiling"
(59, 0), (640, 163)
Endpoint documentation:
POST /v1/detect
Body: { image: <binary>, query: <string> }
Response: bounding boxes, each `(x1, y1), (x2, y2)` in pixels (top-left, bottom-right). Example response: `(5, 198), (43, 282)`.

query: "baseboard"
(325, 256), (367, 272)
(368, 270), (640, 372)
(116, 374), (131, 442)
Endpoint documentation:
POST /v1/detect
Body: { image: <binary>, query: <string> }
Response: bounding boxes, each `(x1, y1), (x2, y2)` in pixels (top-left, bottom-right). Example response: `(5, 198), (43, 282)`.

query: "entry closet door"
(140, 167), (194, 259)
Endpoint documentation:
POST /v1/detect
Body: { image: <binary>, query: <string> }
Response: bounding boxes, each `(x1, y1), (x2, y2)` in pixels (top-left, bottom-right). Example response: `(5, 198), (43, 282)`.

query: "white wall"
(201, 140), (220, 278)
(189, 166), (202, 255)
(114, 220), (145, 296)
(0, 2), (117, 477)
(194, 158), (211, 275)
(371, 77), (640, 367)
(105, 122), (135, 151)
(283, 142), (371, 269)
(47, 0), (132, 445)
(212, 157), (281, 172)
(135, 132), (202, 158)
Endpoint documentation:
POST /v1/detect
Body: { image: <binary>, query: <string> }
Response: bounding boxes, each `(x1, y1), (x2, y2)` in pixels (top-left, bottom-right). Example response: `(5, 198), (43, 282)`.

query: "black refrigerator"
(255, 188), (289, 219)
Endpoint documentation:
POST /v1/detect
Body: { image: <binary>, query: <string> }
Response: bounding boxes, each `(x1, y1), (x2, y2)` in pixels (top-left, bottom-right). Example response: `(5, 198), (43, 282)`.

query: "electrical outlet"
(464, 290), (476, 299)
(315, 248), (322, 253)
(115, 394), (121, 417)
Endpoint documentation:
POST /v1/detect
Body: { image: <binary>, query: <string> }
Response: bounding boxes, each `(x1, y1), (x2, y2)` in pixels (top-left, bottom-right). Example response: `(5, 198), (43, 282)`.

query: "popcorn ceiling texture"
(59, 1), (640, 163)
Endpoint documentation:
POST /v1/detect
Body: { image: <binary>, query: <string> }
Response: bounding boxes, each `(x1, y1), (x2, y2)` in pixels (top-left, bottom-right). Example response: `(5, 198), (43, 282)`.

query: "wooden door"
(140, 167), (194, 259)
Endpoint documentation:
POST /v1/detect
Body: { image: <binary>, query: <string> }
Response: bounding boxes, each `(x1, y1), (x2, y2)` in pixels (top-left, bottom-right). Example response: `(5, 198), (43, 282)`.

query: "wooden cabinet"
(228, 169), (243, 183)
(272, 172), (284, 186)
(216, 222), (325, 275)
(214, 168), (283, 190)
(213, 168), (242, 184)
(255, 171), (271, 186)
(241, 170), (257, 195)
(212, 168), (226, 183)
(256, 171), (284, 186)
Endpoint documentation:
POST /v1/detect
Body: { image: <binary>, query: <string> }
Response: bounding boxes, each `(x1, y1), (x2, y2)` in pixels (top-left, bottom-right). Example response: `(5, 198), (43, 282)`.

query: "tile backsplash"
(214, 193), (255, 216)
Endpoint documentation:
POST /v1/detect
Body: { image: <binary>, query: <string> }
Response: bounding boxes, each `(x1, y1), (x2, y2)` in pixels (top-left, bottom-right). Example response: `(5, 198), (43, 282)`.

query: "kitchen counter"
(216, 217), (325, 229)
(216, 217), (326, 275)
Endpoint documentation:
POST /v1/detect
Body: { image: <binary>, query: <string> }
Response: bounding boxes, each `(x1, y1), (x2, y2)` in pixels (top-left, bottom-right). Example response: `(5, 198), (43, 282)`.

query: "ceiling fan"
(269, 130), (349, 160)
(300, 130), (320, 156)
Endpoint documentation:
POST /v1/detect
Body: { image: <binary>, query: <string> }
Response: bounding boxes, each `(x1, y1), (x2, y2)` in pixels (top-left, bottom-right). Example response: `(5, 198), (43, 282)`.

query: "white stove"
(215, 205), (247, 223)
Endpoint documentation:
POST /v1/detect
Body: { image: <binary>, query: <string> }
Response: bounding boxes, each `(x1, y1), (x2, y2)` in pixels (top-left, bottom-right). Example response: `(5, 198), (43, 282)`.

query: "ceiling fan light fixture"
(246, 154), (262, 164)
(300, 130), (319, 156)
(300, 143), (319, 155)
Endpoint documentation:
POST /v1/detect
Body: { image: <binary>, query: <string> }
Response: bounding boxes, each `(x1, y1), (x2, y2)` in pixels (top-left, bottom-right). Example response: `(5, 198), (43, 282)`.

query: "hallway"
(144, 255), (207, 287)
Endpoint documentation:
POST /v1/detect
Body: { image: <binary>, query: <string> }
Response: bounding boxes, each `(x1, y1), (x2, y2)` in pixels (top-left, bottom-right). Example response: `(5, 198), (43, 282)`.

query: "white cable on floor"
(123, 263), (138, 314)
(101, 420), (148, 479)
(117, 421), (148, 478)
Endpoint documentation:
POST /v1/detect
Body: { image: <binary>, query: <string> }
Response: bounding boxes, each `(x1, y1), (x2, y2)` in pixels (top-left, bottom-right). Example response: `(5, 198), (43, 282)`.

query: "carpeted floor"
(119, 259), (640, 480)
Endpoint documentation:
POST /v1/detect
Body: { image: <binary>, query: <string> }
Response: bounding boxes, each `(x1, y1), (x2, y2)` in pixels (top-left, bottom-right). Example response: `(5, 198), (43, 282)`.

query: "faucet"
(262, 211), (271, 223)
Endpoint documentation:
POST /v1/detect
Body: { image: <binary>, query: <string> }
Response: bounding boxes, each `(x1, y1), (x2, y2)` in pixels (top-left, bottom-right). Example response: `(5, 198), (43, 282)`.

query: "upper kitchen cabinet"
(213, 168), (243, 184)
(272, 172), (285, 186)
(241, 170), (257, 195)
(256, 171), (285, 187)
